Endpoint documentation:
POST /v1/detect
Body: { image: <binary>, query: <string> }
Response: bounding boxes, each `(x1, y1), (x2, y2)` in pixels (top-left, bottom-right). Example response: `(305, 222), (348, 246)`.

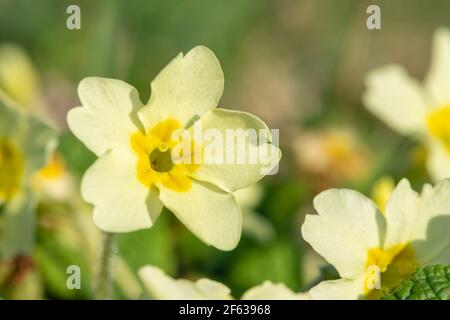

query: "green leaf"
(382, 265), (450, 300)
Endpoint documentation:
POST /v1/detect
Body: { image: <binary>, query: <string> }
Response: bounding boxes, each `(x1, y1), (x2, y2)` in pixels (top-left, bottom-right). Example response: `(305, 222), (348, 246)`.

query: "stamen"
(159, 142), (169, 152)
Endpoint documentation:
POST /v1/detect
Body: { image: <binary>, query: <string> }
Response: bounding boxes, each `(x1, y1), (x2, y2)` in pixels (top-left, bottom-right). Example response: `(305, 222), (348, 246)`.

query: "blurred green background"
(0, 0), (449, 299)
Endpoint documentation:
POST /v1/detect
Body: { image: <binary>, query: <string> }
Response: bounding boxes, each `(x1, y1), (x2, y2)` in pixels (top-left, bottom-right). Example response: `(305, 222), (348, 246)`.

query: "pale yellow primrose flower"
(363, 28), (450, 181)
(67, 46), (281, 250)
(302, 178), (450, 300)
(138, 265), (309, 300)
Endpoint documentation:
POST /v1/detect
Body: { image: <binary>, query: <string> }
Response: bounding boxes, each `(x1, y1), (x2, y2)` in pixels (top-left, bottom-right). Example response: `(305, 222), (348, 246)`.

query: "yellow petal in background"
(0, 44), (40, 108)
(370, 176), (395, 214)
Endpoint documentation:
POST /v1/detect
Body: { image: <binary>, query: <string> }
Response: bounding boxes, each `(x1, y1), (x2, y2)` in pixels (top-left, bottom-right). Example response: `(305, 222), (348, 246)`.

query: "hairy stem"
(95, 232), (116, 300)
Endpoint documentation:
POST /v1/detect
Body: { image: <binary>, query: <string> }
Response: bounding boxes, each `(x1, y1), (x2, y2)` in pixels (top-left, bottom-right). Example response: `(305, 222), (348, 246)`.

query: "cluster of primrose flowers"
(66, 35), (450, 300)
(1, 28), (450, 300)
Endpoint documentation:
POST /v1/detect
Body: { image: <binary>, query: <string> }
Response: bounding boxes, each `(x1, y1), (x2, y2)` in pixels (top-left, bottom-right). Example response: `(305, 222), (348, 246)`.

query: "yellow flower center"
(0, 138), (23, 203)
(149, 146), (174, 173)
(130, 119), (200, 192)
(427, 106), (450, 154)
(364, 244), (417, 299)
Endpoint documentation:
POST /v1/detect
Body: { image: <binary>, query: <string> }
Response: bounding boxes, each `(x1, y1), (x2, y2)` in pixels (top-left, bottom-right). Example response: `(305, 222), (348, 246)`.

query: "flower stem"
(95, 232), (116, 300)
